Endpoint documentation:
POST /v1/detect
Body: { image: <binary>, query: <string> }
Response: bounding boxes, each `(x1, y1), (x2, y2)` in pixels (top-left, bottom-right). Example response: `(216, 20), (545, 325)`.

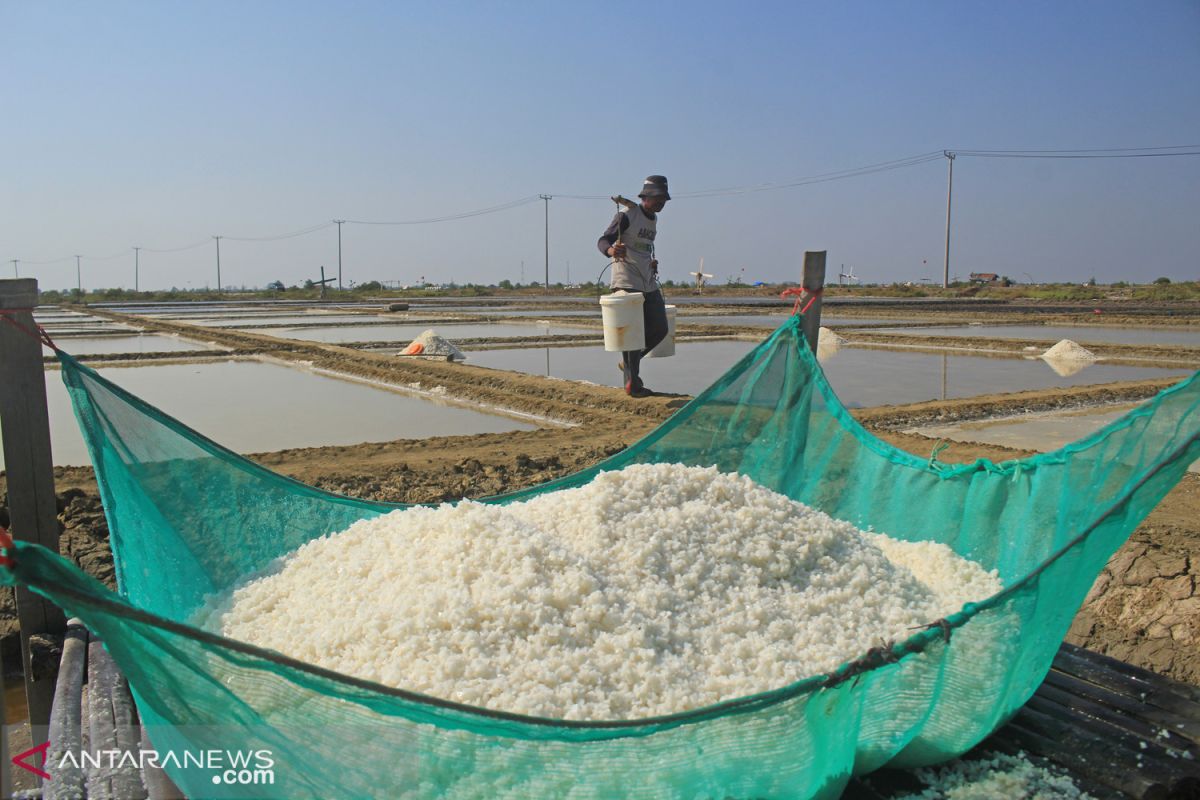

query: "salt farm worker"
(597, 174), (670, 398)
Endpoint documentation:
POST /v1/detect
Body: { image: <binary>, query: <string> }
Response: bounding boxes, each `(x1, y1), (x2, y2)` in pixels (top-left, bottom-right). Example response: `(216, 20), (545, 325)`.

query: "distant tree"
(1154, 276), (1172, 285)
(498, 279), (513, 290)
(358, 280), (382, 291)
(302, 279), (314, 289)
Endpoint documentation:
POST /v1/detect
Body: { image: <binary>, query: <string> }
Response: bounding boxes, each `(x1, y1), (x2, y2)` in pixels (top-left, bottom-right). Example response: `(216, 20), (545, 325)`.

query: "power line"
(8, 144), (1198, 268)
(21, 255), (77, 266)
(344, 196), (542, 225)
(957, 151), (1200, 159)
(554, 151), (946, 200)
(80, 249), (132, 261)
(224, 221), (334, 242)
(954, 145), (1200, 159)
(141, 239), (212, 254)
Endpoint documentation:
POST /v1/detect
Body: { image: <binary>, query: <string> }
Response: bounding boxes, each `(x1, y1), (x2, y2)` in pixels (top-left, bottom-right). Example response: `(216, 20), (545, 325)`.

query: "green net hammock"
(4, 315), (1198, 799)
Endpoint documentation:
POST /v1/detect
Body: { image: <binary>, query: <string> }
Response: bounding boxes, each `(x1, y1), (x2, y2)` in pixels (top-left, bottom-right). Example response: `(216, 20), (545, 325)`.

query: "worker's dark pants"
(621, 289), (668, 391)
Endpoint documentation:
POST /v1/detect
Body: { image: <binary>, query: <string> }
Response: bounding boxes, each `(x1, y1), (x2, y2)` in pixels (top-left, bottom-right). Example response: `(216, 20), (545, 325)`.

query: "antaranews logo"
(13, 740), (276, 787)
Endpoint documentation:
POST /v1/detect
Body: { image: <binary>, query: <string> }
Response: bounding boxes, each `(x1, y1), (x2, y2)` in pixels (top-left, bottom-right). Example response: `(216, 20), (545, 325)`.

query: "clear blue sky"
(4, 1), (1198, 291)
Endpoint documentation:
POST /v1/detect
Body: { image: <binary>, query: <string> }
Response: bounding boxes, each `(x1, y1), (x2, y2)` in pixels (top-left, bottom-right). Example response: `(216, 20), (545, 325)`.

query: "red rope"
(779, 287), (823, 316)
(0, 308), (60, 353)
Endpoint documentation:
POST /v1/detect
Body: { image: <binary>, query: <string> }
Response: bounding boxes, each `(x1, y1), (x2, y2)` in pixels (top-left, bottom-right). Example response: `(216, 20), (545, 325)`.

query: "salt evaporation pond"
(10, 360), (536, 468)
(860, 324), (1200, 347)
(260, 322), (596, 343)
(51, 334), (219, 355)
(675, 314), (915, 328)
(908, 405), (1200, 474)
(183, 314), (399, 327)
(466, 343), (1193, 407)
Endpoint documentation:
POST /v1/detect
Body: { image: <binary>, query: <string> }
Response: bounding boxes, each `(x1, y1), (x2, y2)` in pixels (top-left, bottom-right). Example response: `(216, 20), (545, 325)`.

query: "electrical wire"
(953, 145), (1200, 159)
(80, 249), (133, 261)
(21, 255), (78, 266)
(555, 152), (945, 201)
(8, 144), (1197, 263)
(224, 222), (335, 242)
(141, 239), (212, 254)
(345, 196), (542, 225)
(956, 150), (1200, 159)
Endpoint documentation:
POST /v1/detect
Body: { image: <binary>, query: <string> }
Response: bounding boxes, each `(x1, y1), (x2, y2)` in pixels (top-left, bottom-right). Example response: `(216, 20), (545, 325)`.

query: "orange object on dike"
(401, 342), (426, 355)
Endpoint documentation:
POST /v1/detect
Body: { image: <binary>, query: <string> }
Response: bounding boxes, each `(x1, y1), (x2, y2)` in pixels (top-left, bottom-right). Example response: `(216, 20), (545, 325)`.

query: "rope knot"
(779, 287), (823, 316)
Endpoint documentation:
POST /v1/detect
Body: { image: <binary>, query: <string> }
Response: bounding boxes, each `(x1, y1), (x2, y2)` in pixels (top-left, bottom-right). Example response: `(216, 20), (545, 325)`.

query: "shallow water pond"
(5, 360), (537, 468)
(466, 341), (1194, 407)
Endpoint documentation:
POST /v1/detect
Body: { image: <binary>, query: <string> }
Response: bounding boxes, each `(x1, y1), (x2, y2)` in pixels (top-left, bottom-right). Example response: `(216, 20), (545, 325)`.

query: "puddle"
(260, 322), (596, 343)
(860, 324), (1200, 346)
(907, 404), (1200, 472)
(1, 360), (537, 468)
(467, 342), (1193, 408)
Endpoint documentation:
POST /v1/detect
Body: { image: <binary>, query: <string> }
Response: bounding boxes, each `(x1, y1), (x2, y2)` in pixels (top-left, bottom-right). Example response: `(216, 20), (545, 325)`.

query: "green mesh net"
(4, 315), (1198, 798)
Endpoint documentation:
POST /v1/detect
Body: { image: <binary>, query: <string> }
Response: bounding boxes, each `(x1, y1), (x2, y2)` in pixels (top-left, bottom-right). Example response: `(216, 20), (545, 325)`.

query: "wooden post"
(0, 278), (67, 742)
(799, 251), (826, 352)
(1, 660), (8, 800)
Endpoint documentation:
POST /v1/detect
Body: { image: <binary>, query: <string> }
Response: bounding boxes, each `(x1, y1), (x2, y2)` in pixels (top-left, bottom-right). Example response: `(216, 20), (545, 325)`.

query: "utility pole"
(9, 259), (17, 278)
(75, 255), (82, 296)
(133, 247), (140, 293)
(539, 194), (552, 293)
(333, 219), (345, 291)
(943, 150), (955, 290)
(213, 236), (222, 293)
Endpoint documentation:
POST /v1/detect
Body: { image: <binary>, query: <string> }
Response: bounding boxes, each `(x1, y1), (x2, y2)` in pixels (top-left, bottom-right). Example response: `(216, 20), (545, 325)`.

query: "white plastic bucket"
(646, 304), (676, 358)
(599, 292), (645, 352)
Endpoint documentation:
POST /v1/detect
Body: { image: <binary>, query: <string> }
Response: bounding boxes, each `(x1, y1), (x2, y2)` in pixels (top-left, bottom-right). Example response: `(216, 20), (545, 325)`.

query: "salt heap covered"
(201, 463), (1000, 720)
(1040, 339), (1097, 377)
(400, 329), (465, 361)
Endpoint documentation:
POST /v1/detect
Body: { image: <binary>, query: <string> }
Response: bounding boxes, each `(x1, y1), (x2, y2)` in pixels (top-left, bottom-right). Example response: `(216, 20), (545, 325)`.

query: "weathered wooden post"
(0, 278), (67, 745)
(799, 251), (826, 352)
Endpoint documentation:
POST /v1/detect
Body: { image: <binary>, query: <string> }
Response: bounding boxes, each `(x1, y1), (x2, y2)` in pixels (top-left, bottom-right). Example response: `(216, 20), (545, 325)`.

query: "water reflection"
(467, 343), (1192, 408)
(12, 360), (537, 468)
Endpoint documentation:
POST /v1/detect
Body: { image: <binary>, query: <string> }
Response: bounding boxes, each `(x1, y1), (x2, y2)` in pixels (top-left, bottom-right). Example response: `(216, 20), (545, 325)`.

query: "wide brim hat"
(638, 175), (670, 200)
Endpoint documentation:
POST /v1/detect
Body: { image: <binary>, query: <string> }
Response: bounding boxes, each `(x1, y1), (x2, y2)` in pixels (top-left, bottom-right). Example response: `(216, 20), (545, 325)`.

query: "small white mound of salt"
(401, 329), (465, 360)
(818, 327), (848, 347)
(1040, 339), (1096, 362)
(896, 750), (1095, 800)
(199, 464), (1001, 720)
(816, 327), (847, 362)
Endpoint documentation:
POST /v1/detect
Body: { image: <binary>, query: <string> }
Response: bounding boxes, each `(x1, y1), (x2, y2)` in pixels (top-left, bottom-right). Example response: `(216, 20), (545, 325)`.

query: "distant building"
(969, 272), (999, 284)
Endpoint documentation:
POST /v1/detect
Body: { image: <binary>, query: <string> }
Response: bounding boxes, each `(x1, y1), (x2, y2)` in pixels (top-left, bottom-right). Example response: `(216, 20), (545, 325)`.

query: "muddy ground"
(4, 303), (1196, 690)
